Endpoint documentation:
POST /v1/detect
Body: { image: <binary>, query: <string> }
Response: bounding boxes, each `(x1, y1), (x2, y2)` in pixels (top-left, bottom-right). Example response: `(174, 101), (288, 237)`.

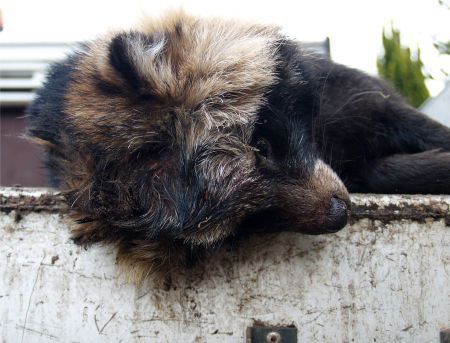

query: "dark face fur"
(29, 13), (350, 280)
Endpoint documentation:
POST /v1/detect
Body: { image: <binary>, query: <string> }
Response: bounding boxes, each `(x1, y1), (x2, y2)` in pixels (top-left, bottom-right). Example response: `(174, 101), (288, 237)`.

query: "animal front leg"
(311, 61), (450, 194)
(358, 150), (450, 194)
(378, 101), (450, 152)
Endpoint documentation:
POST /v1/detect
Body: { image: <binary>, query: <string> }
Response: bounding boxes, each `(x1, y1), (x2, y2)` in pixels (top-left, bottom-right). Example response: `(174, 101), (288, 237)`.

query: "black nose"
(323, 197), (349, 233)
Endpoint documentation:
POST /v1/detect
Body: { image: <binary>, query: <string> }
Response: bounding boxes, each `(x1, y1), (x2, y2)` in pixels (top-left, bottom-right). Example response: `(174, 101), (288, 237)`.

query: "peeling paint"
(0, 187), (450, 342)
(2, 187), (448, 226)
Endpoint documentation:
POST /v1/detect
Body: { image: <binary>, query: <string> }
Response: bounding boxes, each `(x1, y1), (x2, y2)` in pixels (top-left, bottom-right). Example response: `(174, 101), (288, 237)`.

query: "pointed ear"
(107, 30), (171, 101)
(108, 32), (155, 95)
(109, 33), (141, 89)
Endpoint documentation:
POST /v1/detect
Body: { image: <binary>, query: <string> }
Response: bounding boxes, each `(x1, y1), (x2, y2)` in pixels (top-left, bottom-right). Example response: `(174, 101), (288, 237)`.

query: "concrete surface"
(0, 187), (450, 342)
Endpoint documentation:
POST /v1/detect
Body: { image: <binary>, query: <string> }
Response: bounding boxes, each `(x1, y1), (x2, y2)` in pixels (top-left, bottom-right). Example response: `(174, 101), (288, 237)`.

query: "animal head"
(29, 12), (350, 281)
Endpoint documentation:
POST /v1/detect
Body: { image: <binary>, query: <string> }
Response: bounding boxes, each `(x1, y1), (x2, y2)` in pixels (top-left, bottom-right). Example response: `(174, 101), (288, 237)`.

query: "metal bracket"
(441, 329), (450, 343)
(247, 325), (297, 343)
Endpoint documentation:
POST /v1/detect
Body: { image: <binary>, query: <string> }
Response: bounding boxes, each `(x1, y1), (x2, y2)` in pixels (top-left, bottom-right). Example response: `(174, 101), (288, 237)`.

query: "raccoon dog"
(29, 12), (450, 280)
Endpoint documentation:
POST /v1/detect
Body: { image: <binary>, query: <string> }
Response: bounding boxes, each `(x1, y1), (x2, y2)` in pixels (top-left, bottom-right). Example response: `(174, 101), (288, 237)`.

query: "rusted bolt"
(266, 331), (281, 343)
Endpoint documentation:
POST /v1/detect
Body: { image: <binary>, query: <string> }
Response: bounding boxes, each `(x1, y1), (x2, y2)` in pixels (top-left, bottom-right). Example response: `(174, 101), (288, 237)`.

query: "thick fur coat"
(28, 12), (450, 281)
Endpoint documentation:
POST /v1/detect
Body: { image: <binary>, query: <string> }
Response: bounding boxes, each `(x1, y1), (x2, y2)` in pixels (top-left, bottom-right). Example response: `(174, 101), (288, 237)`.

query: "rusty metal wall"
(1, 188), (449, 342)
(0, 108), (47, 187)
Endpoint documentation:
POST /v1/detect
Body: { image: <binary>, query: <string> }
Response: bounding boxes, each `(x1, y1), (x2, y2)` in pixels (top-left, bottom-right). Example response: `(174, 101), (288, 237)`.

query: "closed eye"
(255, 137), (273, 159)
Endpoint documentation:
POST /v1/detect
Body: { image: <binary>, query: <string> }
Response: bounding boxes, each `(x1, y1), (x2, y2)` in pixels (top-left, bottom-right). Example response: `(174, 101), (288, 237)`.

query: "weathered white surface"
(1, 189), (450, 342)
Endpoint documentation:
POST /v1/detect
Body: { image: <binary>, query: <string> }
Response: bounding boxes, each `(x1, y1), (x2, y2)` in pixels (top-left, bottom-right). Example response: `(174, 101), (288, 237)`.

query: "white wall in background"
(1, 0), (449, 96)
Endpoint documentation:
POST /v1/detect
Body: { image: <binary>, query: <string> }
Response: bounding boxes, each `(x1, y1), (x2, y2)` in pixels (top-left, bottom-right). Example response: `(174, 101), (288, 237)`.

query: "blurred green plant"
(435, 0), (450, 56)
(377, 27), (430, 108)
(434, 41), (450, 55)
